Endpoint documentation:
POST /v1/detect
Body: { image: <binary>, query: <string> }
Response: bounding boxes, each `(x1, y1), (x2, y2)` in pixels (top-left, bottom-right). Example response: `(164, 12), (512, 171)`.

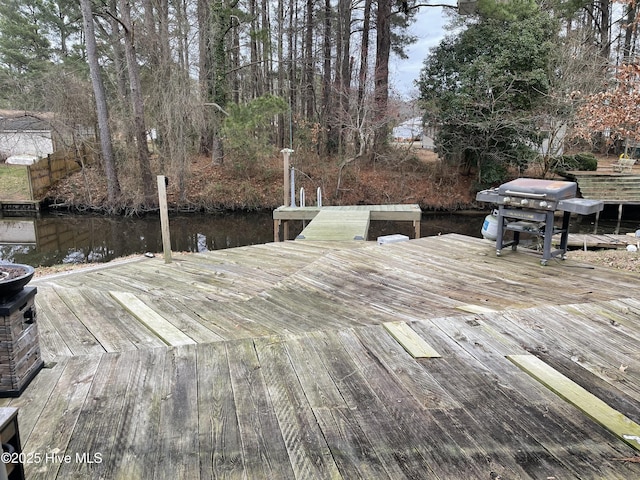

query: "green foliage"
(476, 0), (539, 21)
(417, 0), (558, 190)
(222, 95), (288, 166)
(474, 158), (508, 191)
(553, 152), (598, 175)
(0, 0), (83, 109)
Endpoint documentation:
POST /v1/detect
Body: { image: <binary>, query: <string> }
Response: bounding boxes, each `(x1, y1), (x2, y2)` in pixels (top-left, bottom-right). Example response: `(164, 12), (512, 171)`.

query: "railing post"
(157, 175), (172, 263)
(281, 149), (294, 207)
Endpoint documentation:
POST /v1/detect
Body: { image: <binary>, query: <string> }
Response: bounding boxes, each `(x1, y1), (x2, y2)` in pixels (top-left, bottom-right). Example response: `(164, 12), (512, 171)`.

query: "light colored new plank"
(455, 304), (498, 314)
(383, 321), (441, 358)
(109, 291), (196, 346)
(297, 209), (370, 241)
(508, 354), (640, 452)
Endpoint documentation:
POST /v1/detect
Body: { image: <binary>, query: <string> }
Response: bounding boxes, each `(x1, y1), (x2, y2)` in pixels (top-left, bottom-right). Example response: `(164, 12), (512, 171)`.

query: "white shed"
(0, 112), (54, 160)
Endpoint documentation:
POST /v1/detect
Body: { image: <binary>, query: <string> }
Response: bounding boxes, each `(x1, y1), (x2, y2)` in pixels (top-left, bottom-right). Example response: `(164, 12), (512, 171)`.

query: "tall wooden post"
(280, 149), (294, 241)
(281, 148), (293, 207)
(157, 175), (172, 263)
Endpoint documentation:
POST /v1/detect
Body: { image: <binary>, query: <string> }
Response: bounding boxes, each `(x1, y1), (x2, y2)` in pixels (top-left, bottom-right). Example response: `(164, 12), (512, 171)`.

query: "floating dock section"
(272, 204), (422, 242)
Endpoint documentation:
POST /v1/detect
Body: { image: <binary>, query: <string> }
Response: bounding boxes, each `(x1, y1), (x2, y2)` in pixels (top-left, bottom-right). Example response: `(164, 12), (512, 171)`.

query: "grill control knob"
(503, 196), (511, 204)
(539, 201), (548, 208)
(520, 199), (529, 206)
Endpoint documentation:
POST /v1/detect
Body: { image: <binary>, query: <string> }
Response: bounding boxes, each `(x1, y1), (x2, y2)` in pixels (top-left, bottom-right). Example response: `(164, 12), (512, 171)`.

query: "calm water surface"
(0, 208), (638, 267)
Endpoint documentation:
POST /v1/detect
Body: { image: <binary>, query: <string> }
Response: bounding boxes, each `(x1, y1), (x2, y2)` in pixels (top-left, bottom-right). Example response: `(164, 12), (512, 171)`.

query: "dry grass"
(0, 164), (30, 200)
(568, 248), (640, 273)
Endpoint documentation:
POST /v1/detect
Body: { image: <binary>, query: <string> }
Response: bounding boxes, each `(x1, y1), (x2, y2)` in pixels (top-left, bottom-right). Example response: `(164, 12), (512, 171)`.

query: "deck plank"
(509, 354), (640, 452)
(21, 355), (101, 480)
(337, 328), (499, 479)
(109, 291), (196, 346)
(103, 347), (166, 479)
(55, 351), (136, 479)
(413, 318), (638, 477)
(383, 321), (441, 358)
(196, 342), (244, 480)
(54, 287), (141, 352)
(6, 360), (68, 442)
(32, 290), (73, 361)
(254, 336), (343, 479)
(34, 287), (104, 357)
(227, 338), (295, 479)
(306, 329), (439, 478)
(154, 344), (200, 479)
(297, 209), (371, 241)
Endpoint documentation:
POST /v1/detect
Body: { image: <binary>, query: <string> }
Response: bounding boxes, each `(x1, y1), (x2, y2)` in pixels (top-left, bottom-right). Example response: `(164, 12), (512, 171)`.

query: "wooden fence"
(28, 145), (97, 200)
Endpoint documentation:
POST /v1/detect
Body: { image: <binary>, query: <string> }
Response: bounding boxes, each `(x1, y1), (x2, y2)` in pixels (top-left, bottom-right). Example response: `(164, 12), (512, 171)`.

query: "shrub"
(553, 152), (598, 175)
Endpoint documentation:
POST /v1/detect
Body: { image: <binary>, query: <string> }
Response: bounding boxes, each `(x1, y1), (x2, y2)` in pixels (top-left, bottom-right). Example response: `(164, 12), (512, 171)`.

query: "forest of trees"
(0, 0), (419, 209)
(0, 0), (639, 208)
(418, 0), (640, 189)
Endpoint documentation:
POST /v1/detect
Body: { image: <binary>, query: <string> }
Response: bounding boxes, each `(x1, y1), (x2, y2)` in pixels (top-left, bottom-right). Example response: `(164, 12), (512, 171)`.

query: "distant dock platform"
(273, 204), (422, 241)
(0, 200), (40, 215)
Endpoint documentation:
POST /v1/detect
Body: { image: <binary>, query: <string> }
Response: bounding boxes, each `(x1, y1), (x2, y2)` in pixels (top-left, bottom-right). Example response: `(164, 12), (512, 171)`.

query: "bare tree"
(79, 0), (120, 206)
(117, 0), (154, 204)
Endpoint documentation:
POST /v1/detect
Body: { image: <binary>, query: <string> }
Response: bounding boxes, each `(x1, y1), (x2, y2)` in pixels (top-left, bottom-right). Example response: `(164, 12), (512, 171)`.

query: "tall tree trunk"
(106, 0), (133, 148)
(320, 0), (332, 156)
(338, 0), (351, 154)
(198, 0), (214, 155)
(249, 0), (261, 98)
(355, 0), (372, 155)
(198, 0), (230, 164)
(623, 2), (637, 61)
(118, 0), (154, 204)
(231, 16), (240, 103)
(79, 0), (121, 206)
(373, 0), (391, 152)
(600, 0), (611, 59)
(261, 0), (272, 95)
(303, 0), (314, 119)
(288, 1), (297, 130)
(276, 0), (285, 147)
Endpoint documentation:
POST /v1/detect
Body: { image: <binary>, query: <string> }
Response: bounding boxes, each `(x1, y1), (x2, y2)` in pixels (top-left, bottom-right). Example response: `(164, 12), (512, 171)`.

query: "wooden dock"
(273, 204), (422, 241)
(296, 208), (371, 240)
(556, 233), (638, 249)
(3, 234), (640, 478)
(567, 170), (640, 224)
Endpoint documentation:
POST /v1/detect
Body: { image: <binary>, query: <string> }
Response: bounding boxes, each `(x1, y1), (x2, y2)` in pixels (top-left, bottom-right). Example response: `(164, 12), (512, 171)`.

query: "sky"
(391, 2), (459, 99)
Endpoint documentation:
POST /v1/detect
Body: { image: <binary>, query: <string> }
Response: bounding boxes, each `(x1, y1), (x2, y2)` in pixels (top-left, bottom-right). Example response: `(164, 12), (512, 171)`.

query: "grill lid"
(497, 178), (577, 200)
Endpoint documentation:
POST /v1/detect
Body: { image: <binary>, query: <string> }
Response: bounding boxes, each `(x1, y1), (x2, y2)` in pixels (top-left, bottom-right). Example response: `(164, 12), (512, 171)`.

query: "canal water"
(0, 209), (638, 267)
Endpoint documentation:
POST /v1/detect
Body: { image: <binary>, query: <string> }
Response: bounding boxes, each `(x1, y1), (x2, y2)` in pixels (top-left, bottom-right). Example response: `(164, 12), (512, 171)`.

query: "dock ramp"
(296, 209), (370, 241)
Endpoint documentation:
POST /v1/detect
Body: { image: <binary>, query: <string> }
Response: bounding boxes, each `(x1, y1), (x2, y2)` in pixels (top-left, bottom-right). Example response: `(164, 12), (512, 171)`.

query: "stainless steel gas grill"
(476, 178), (604, 265)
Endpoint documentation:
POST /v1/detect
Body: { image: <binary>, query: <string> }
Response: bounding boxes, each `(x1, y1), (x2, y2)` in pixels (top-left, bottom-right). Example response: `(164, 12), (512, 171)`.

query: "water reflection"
(0, 212), (275, 267)
(0, 210), (638, 267)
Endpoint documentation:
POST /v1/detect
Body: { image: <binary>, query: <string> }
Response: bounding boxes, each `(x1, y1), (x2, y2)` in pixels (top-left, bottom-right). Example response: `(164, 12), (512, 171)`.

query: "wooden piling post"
(157, 175), (172, 263)
(279, 149), (294, 242)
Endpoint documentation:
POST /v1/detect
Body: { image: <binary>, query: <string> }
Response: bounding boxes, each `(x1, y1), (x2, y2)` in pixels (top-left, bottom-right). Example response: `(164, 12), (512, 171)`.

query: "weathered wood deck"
(556, 233), (637, 249)
(3, 234), (640, 479)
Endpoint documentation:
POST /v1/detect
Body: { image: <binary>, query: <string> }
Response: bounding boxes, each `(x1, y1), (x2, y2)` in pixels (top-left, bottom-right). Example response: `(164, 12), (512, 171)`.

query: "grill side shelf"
(557, 198), (604, 215)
